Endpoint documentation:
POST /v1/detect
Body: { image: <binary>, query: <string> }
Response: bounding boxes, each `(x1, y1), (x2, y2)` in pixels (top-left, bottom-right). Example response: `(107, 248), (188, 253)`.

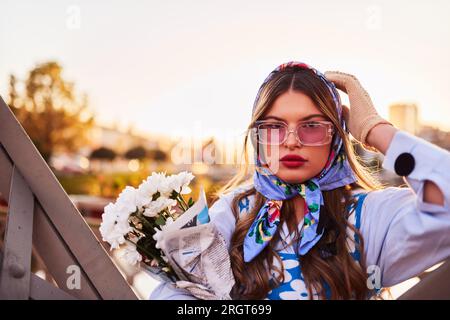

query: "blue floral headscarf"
(243, 61), (357, 263)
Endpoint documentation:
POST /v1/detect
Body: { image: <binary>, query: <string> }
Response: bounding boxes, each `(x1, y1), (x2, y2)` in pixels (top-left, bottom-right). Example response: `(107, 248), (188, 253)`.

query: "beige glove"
(324, 71), (393, 145)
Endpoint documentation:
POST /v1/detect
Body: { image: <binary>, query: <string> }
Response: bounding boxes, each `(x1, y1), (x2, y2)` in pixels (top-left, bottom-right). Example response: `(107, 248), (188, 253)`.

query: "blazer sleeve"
(149, 281), (199, 300)
(360, 130), (450, 287)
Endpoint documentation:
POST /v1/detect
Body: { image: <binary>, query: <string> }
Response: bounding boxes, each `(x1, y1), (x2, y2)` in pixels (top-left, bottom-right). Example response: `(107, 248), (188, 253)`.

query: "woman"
(151, 61), (450, 300)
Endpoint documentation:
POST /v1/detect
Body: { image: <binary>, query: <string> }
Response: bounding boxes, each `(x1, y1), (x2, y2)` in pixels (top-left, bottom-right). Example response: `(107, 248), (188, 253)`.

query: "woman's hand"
(325, 72), (444, 206)
(324, 71), (394, 146)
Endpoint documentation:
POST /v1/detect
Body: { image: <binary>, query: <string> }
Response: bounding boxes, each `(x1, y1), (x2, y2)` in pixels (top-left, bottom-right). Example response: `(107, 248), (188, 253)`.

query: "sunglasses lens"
(257, 124), (286, 145)
(297, 123), (329, 144)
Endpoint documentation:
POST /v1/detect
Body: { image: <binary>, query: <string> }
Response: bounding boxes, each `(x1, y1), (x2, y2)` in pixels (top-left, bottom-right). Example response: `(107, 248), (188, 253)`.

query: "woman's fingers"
(324, 71), (359, 94)
(324, 71), (348, 93)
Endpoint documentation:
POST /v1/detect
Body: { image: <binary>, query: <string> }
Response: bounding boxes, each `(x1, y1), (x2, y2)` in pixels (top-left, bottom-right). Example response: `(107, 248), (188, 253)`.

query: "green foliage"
(187, 197), (194, 208)
(124, 146), (147, 160)
(56, 171), (148, 198)
(7, 61), (94, 162)
(90, 147), (117, 160)
(154, 215), (166, 226)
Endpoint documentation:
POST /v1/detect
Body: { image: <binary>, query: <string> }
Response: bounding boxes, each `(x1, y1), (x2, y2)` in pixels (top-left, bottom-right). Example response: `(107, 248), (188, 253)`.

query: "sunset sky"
(1, 0), (450, 142)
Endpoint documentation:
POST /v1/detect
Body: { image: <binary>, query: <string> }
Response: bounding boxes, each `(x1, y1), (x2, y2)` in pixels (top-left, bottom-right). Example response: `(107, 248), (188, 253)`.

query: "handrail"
(0, 96), (137, 300)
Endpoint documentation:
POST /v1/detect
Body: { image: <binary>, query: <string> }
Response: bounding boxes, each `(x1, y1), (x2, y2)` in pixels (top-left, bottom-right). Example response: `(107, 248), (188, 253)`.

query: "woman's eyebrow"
(262, 114), (327, 121)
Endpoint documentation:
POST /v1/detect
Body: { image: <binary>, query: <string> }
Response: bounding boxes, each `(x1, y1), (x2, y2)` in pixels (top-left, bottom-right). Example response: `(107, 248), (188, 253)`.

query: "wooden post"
(0, 166), (34, 299)
(398, 259), (450, 300)
(0, 96), (137, 299)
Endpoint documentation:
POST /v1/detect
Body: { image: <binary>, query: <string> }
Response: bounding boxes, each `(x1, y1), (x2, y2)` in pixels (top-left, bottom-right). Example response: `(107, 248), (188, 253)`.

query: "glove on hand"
(324, 71), (393, 145)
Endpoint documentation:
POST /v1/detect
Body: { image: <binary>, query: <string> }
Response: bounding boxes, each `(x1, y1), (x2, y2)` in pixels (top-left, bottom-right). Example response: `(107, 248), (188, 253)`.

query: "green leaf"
(284, 186), (292, 195)
(306, 181), (318, 191)
(154, 215), (166, 226)
(256, 231), (263, 244)
(308, 203), (319, 213)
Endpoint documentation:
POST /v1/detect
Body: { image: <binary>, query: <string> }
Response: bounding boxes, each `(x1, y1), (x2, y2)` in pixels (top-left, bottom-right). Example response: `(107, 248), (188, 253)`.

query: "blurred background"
(1, 0), (449, 299)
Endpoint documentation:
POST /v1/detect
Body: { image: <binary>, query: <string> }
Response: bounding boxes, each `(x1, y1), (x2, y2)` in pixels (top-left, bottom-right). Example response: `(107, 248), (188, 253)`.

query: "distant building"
(50, 124), (170, 174)
(418, 125), (450, 151)
(389, 103), (420, 135)
(87, 125), (159, 154)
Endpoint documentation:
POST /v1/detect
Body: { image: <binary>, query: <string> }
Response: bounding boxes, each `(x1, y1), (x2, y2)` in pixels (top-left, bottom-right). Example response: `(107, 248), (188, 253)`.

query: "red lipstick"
(280, 154), (307, 168)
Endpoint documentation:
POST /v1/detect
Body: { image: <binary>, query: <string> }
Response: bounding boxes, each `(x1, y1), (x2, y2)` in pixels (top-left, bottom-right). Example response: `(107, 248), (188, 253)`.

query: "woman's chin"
(277, 172), (308, 184)
(274, 161), (321, 184)
(265, 163), (316, 183)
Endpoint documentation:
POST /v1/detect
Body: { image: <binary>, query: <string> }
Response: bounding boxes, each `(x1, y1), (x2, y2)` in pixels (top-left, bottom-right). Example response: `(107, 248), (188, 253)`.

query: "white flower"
(278, 279), (309, 300)
(136, 178), (158, 207)
(99, 202), (132, 250)
(157, 176), (175, 197)
(115, 186), (138, 217)
(99, 171), (195, 255)
(152, 217), (174, 249)
(147, 172), (167, 194)
(180, 185), (192, 195)
(158, 171), (194, 197)
(99, 220), (127, 250)
(176, 171), (195, 194)
(143, 197), (177, 217)
(121, 243), (142, 265)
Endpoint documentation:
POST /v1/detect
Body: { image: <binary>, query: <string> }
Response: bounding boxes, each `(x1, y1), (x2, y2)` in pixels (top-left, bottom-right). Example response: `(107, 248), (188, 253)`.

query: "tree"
(124, 146), (147, 160)
(89, 147), (117, 161)
(7, 61), (94, 162)
(148, 149), (168, 162)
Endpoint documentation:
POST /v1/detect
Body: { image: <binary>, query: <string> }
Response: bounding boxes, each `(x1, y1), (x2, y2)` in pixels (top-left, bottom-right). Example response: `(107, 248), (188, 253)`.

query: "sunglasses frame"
(253, 120), (335, 146)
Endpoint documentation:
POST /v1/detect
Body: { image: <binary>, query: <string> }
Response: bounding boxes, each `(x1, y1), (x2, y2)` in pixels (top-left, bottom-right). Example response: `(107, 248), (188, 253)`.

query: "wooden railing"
(0, 96), (137, 300)
(398, 260), (450, 299)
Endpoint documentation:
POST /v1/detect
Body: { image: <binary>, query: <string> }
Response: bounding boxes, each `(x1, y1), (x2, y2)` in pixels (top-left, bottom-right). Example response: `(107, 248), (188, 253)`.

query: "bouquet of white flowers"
(99, 171), (235, 299)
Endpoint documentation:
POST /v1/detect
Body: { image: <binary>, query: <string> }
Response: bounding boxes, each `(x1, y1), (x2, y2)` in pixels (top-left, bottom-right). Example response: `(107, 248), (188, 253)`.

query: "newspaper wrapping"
(153, 188), (235, 300)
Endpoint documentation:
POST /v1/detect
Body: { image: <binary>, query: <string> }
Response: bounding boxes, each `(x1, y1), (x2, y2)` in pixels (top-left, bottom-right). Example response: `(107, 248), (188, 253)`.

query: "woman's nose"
(284, 129), (301, 148)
